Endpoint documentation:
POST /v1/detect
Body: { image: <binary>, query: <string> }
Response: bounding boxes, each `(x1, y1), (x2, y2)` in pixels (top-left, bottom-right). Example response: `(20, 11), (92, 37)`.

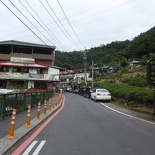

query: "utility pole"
(92, 61), (94, 87)
(83, 50), (87, 86)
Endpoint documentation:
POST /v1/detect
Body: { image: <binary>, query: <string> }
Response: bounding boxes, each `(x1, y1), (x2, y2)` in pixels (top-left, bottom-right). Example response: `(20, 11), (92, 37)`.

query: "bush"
(121, 76), (146, 87)
(94, 82), (153, 106)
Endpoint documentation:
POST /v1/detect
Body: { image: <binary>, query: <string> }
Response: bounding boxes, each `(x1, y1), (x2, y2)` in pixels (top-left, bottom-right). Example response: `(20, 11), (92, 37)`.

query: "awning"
(60, 71), (68, 75)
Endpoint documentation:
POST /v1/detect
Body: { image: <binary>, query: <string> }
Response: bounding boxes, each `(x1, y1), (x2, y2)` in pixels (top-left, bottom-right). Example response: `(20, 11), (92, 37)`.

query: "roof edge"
(0, 40), (56, 49)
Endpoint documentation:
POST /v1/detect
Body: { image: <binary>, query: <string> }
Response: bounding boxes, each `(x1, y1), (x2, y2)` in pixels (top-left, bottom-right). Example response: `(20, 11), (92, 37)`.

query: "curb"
(0, 96), (63, 155)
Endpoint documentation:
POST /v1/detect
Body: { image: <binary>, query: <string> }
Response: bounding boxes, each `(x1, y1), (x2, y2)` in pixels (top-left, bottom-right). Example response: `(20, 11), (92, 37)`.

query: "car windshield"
(97, 89), (108, 93)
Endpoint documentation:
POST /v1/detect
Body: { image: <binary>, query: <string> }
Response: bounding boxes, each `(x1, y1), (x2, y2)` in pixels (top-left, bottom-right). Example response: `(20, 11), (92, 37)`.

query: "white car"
(66, 86), (72, 92)
(91, 88), (111, 102)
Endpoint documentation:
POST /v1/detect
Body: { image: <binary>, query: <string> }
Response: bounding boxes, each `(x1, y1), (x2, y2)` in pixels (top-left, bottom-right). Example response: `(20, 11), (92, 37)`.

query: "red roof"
(68, 70), (74, 74)
(60, 71), (68, 75)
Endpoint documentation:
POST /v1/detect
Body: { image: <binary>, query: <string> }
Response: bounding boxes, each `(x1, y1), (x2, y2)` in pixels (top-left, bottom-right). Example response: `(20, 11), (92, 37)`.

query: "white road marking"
(22, 140), (46, 155)
(32, 140), (46, 155)
(22, 141), (38, 155)
(100, 102), (155, 125)
(100, 102), (132, 117)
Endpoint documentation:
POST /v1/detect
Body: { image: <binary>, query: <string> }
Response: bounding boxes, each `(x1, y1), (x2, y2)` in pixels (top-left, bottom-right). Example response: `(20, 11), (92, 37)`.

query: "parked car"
(84, 87), (97, 98)
(66, 86), (72, 92)
(91, 88), (111, 102)
(64, 86), (72, 92)
(78, 87), (85, 96)
(72, 89), (78, 93)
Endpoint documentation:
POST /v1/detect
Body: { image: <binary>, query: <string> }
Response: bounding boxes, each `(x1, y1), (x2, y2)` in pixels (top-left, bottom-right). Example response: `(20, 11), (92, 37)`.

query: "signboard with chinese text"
(11, 57), (35, 64)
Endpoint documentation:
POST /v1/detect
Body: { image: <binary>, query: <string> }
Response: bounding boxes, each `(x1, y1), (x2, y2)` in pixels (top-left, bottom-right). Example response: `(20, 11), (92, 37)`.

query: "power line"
(24, 0), (68, 52)
(8, 0), (56, 47)
(56, 0), (86, 50)
(46, 0), (82, 51)
(1, 0), (142, 51)
(17, 0), (54, 45)
(0, 0), (50, 47)
(67, 0), (137, 24)
(39, 0), (83, 51)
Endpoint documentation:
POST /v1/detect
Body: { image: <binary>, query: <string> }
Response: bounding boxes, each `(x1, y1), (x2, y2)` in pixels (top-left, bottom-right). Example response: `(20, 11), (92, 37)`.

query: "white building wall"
(48, 67), (60, 80)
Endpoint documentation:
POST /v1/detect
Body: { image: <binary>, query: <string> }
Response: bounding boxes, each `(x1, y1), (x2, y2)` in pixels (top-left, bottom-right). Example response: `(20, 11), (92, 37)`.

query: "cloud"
(0, 0), (155, 51)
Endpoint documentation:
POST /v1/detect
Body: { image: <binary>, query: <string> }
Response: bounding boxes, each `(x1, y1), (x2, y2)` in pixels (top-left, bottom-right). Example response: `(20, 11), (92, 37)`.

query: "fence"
(0, 90), (54, 119)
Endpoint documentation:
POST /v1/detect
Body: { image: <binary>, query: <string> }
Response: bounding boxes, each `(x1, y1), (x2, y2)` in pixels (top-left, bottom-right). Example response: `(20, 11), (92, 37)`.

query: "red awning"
(60, 71), (68, 75)
(68, 70), (74, 74)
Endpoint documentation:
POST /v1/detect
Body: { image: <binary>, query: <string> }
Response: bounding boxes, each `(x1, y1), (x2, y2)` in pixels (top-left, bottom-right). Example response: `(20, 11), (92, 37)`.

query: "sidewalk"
(0, 93), (62, 155)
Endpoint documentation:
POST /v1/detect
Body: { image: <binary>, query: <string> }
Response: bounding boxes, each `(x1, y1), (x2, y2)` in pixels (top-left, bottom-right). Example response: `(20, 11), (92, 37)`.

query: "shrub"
(94, 82), (153, 106)
(121, 76), (146, 87)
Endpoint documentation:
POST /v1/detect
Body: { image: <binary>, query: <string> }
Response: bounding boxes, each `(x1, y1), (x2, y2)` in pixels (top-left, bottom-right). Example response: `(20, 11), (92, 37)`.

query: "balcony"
(0, 72), (59, 81)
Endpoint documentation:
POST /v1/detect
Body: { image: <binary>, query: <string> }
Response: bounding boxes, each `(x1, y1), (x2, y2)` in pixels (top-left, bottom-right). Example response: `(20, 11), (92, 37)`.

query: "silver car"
(91, 88), (111, 102)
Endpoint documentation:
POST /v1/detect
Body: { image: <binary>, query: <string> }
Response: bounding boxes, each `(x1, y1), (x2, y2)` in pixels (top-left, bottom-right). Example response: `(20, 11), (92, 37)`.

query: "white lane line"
(22, 141), (38, 155)
(100, 102), (155, 125)
(32, 140), (46, 155)
(100, 102), (132, 117)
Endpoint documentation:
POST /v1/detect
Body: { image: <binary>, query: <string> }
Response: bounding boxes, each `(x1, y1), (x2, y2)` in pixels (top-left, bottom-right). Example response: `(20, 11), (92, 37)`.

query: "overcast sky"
(0, 0), (155, 52)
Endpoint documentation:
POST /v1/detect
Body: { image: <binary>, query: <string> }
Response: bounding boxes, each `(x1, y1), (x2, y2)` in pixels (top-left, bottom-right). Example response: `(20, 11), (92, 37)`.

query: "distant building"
(0, 40), (59, 90)
(59, 70), (75, 88)
(129, 60), (141, 69)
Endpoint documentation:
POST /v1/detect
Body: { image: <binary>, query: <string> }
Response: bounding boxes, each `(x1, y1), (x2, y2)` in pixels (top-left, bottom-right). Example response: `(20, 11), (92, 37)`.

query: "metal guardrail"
(0, 90), (54, 119)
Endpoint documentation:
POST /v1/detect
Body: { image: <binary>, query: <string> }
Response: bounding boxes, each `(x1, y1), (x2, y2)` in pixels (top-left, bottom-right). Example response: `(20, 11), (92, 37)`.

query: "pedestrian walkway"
(0, 92), (63, 155)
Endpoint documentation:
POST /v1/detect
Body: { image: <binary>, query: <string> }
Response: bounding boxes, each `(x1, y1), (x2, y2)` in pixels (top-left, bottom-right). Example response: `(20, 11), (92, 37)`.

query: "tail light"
(97, 93), (101, 96)
(108, 94), (111, 96)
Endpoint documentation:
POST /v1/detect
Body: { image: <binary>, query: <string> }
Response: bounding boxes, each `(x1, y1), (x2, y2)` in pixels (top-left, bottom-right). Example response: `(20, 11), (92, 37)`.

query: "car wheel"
(94, 97), (97, 102)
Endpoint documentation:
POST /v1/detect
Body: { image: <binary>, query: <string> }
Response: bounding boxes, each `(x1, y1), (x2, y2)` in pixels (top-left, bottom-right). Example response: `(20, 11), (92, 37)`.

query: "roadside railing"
(0, 90), (54, 119)
(6, 91), (63, 140)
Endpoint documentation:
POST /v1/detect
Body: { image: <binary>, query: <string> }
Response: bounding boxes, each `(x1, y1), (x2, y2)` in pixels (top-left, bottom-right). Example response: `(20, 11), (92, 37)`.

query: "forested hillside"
(55, 26), (155, 70)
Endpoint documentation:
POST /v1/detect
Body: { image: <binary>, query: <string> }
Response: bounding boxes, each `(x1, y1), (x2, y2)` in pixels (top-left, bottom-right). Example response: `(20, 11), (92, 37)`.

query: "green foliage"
(55, 51), (83, 69)
(126, 27), (155, 58)
(55, 40), (131, 69)
(55, 26), (155, 109)
(121, 75), (146, 87)
(141, 55), (150, 64)
(55, 27), (155, 70)
(120, 59), (128, 68)
(150, 53), (155, 60)
(121, 68), (129, 73)
(94, 82), (153, 106)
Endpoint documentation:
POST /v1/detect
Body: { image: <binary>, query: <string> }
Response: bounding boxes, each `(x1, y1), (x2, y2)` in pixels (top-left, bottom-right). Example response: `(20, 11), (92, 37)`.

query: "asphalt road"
(5, 92), (155, 155)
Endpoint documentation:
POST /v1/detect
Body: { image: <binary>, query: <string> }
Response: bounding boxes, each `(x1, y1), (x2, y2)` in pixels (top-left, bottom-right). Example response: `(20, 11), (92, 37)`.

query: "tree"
(120, 59), (128, 68)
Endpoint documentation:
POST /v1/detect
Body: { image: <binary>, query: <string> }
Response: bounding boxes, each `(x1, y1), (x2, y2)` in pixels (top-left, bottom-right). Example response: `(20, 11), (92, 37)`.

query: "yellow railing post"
(36, 101), (41, 120)
(43, 99), (47, 115)
(48, 98), (52, 112)
(53, 97), (55, 108)
(26, 104), (31, 128)
(7, 109), (16, 139)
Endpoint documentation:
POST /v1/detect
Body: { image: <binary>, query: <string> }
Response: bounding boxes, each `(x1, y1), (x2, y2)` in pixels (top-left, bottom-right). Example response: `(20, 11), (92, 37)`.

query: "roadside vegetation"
(55, 26), (155, 116)
(92, 66), (154, 116)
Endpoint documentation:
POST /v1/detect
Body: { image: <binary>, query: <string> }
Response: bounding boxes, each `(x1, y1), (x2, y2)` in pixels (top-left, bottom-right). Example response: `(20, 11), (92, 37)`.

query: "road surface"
(5, 92), (155, 155)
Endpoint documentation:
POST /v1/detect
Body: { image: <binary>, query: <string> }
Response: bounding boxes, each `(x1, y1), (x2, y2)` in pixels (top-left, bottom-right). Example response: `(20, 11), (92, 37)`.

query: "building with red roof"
(0, 40), (59, 90)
